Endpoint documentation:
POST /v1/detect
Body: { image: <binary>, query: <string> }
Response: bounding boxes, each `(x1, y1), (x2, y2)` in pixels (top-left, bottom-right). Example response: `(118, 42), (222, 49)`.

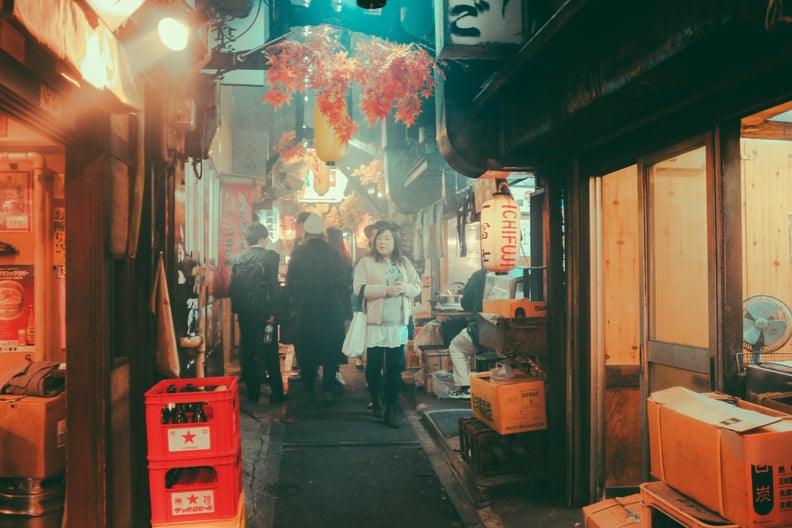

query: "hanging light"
(313, 163), (331, 195)
(280, 215), (297, 241)
(314, 102), (347, 165)
(480, 180), (521, 273)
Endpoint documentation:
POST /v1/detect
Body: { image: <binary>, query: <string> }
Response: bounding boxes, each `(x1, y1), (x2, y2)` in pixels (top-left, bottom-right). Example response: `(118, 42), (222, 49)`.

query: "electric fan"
(742, 295), (792, 353)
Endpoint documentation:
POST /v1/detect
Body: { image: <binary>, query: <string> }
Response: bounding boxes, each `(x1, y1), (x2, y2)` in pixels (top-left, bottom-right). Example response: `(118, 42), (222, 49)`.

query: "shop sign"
(434, 0), (523, 59)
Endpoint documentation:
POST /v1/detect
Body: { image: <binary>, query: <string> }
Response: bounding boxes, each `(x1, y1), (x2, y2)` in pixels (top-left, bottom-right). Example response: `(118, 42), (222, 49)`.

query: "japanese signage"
(0, 171), (31, 231)
(216, 180), (254, 297)
(0, 265), (34, 351)
(435, 0), (523, 58)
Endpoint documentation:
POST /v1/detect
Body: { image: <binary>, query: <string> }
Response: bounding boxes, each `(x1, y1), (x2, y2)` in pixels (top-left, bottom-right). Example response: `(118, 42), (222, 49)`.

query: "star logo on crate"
(188, 494), (199, 505)
(181, 430), (196, 444)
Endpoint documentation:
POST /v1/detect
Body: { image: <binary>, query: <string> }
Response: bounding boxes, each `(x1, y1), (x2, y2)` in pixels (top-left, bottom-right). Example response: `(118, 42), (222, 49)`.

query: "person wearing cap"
(284, 214), (352, 406)
(353, 222), (421, 428)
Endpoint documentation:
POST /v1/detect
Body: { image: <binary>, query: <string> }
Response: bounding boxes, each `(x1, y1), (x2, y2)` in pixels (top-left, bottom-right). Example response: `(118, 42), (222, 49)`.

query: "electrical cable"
(225, 0), (265, 45)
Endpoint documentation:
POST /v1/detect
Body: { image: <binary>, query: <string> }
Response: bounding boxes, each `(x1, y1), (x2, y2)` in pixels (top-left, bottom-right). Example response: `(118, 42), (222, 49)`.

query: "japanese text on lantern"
(481, 201), (519, 270)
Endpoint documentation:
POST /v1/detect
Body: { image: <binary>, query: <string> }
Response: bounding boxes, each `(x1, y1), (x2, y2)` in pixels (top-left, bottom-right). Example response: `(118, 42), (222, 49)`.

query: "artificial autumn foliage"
(263, 25), (443, 142)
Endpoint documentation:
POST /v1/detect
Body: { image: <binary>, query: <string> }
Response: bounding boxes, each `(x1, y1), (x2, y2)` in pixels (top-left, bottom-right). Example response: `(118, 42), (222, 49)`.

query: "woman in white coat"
(353, 223), (422, 428)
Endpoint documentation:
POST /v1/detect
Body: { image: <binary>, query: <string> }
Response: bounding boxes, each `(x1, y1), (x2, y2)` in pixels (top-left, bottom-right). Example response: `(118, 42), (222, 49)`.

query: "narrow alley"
(237, 359), (583, 528)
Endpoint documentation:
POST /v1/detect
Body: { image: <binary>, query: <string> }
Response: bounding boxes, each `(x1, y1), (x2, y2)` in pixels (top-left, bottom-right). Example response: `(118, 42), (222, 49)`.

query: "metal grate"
(736, 352), (792, 374)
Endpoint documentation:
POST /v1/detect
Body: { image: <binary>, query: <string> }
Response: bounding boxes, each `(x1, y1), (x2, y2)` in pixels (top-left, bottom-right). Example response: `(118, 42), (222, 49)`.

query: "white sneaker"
(335, 371), (346, 387)
(448, 387), (470, 399)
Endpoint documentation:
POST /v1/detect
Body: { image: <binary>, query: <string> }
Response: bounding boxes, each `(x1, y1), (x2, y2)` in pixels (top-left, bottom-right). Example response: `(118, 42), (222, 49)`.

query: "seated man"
(447, 268), (486, 399)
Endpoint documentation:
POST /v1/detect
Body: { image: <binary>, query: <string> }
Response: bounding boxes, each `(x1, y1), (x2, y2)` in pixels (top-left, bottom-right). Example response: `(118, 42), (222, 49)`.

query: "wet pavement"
(236, 357), (583, 528)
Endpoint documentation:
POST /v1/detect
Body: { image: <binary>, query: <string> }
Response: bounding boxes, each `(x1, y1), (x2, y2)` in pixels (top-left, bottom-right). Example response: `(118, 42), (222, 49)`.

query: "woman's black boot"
(371, 395), (384, 417)
(384, 406), (400, 429)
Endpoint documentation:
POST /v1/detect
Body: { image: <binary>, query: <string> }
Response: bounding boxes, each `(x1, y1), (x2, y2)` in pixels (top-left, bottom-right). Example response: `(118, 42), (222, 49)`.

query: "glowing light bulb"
(158, 17), (189, 51)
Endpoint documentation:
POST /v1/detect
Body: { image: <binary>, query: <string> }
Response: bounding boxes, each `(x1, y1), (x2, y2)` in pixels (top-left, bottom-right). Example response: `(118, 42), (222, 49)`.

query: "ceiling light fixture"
(357, 0), (386, 8)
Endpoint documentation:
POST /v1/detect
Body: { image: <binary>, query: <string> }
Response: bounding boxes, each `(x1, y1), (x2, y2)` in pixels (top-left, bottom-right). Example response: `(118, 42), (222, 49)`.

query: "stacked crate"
(144, 376), (243, 527)
(458, 416), (545, 478)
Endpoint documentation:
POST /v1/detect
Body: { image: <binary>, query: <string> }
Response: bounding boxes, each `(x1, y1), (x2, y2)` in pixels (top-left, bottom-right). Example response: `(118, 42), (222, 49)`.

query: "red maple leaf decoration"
(262, 26), (443, 142)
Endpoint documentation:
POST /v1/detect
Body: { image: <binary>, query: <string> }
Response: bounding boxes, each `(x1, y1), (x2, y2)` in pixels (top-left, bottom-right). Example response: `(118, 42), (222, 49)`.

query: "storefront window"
(740, 111), (792, 360)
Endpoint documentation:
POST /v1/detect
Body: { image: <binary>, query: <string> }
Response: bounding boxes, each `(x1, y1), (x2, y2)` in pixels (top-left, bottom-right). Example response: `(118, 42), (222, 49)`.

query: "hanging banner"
(0, 265), (34, 352)
(216, 180), (254, 297)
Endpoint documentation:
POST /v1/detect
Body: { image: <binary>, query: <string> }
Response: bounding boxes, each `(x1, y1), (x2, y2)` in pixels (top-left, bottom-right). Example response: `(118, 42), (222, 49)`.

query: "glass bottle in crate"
(25, 305), (34, 345)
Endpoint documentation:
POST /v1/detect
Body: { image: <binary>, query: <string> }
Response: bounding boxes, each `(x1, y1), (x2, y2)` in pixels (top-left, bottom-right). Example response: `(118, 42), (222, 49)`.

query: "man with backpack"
(229, 222), (285, 404)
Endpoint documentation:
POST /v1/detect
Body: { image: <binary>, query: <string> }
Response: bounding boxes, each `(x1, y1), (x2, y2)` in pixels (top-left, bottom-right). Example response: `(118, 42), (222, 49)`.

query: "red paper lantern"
(313, 163), (331, 196)
(280, 215), (297, 241)
(480, 181), (521, 273)
(314, 103), (347, 166)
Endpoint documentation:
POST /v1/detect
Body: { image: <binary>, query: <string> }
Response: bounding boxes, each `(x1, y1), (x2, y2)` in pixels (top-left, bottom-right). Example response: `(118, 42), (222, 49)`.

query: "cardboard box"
(419, 346), (453, 393)
(582, 494), (642, 527)
(0, 393), (66, 478)
(405, 340), (421, 369)
(647, 386), (792, 528)
(469, 372), (547, 435)
(482, 299), (547, 319)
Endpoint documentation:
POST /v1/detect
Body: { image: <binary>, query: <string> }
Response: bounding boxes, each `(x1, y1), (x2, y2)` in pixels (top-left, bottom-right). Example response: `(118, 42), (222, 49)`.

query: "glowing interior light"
(158, 17), (189, 51)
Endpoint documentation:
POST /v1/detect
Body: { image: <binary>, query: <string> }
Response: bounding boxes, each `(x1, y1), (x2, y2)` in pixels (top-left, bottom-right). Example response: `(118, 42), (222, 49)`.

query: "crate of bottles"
(145, 376), (240, 462)
(152, 491), (245, 527)
(148, 450), (242, 525)
(458, 416), (546, 478)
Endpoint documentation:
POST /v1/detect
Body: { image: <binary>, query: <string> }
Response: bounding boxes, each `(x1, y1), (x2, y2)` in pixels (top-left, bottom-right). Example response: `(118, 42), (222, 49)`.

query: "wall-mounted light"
(158, 16), (190, 51)
(357, 0), (386, 8)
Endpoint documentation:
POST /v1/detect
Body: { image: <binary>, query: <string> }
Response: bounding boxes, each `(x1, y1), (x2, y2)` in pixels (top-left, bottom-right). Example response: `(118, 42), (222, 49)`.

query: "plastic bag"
(432, 370), (455, 399)
(490, 360), (514, 381)
(342, 311), (367, 358)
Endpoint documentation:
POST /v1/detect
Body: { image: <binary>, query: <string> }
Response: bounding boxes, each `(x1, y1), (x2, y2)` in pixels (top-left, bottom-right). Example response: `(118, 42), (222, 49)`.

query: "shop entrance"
(589, 139), (718, 498)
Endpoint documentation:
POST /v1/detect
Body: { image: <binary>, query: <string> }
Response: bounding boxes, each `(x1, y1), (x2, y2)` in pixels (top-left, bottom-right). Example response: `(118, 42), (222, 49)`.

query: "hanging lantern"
(313, 163), (331, 196)
(280, 215), (297, 241)
(480, 180), (521, 273)
(314, 102), (347, 166)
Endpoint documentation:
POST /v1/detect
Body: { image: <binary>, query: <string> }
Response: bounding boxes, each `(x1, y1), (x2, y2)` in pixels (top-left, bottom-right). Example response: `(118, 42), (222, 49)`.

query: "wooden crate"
(458, 416), (545, 477)
(640, 481), (738, 528)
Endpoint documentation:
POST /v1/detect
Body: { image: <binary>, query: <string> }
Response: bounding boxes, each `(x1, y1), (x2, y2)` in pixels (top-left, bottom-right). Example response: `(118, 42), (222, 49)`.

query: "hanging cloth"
(434, 202), (446, 258)
(413, 210), (424, 262)
(422, 208), (431, 259)
(0, 361), (64, 397)
(150, 253), (180, 378)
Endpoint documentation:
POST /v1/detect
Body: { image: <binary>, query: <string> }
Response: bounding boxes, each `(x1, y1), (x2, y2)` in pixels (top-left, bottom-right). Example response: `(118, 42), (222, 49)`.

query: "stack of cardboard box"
(0, 392), (66, 523)
(583, 386), (792, 527)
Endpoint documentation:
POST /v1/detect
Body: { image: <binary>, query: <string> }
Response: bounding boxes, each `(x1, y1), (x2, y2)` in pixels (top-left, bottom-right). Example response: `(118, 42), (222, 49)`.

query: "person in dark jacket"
(285, 210), (312, 380)
(229, 222), (285, 404)
(285, 214), (352, 406)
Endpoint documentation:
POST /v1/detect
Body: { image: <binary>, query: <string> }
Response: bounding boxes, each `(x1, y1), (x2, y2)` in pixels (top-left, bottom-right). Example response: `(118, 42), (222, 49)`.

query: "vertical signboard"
(0, 171), (31, 231)
(216, 180), (254, 297)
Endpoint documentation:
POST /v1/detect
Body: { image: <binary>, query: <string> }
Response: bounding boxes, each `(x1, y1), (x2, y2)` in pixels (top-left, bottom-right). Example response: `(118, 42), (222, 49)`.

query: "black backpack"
(229, 253), (278, 316)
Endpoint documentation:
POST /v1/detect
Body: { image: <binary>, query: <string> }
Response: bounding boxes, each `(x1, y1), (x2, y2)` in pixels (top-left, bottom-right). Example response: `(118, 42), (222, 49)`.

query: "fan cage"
(739, 295), (792, 372)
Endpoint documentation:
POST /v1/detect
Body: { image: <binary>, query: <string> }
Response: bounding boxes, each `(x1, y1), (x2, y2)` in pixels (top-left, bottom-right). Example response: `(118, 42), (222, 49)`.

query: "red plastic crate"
(145, 376), (241, 462)
(148, 450), (242, 524)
